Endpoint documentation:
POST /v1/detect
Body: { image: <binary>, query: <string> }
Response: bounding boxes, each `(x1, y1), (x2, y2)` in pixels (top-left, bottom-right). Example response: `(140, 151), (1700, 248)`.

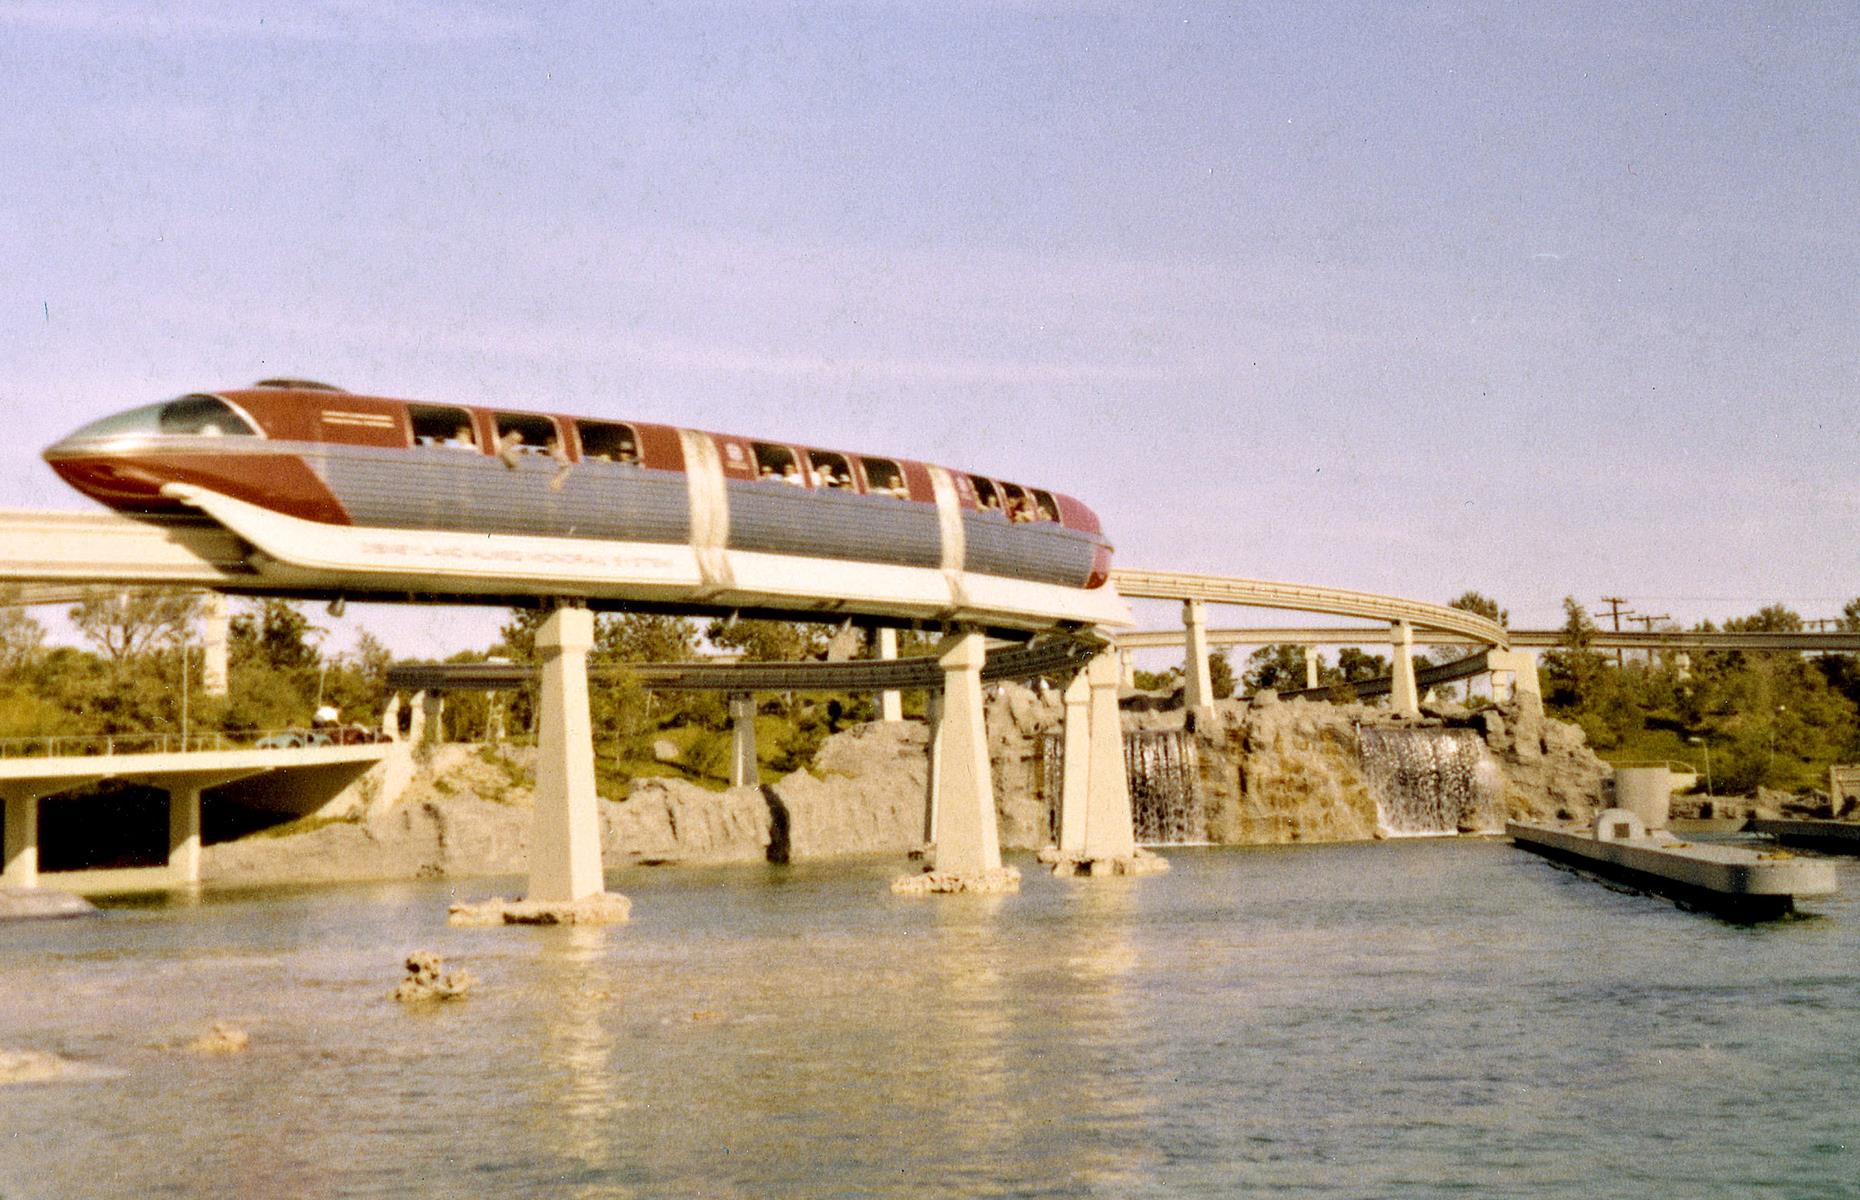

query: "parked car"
(255, 731), (306, 750)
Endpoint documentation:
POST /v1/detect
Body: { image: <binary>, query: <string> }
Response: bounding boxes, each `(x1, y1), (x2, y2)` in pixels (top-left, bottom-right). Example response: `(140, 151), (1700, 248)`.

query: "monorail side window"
(577, 420), (640, 463)
(159, 395), (258, 437)
(1030, 489), (1061, 523)
(411, 405), (478, 450)
(808, 450), (854, 489)
(861, 457), (910, 499)
(971, 476), (1002, 512)
(753, 442), (807, 486)
(1000, 482), (1037, 523)
(493, 412), (561, 457)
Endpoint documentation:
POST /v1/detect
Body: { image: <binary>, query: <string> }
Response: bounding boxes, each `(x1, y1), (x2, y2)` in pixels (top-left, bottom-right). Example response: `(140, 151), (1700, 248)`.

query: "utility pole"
(1629, 613), (1670, 667)
(1599, 596), (1634, 669)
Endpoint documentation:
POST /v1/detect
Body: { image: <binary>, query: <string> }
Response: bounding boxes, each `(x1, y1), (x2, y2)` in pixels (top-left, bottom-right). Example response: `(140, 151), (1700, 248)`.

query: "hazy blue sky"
(4, 2), (1856, 658)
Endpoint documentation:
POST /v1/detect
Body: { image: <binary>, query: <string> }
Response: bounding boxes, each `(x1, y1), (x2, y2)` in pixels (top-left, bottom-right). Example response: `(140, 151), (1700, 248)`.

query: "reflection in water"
(3, 850), (1859, 1197)
(532, 926), (623, 1188)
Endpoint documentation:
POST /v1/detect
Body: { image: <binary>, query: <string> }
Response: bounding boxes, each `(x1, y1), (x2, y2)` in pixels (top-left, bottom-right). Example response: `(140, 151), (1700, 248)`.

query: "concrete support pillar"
(381, 694), (402, 742)
(1674, 651), (1692, 682)
(420, 691), (444, 745)
(875, 627), (903, 722)
(528, 606), (605, 903)
(929, 630), (1000, 875)
(202, 592), (229, 697)
(923, 689), (944, 845)
(728, 693), (758, 788)
(1304, 645), (1320, 690)
(407, 691), (427, 745)
(3, 791), (40, 889)
(1118, 650), (1135, 689)
(1389, 620), (1420, 718)
(168, 786), (202, 884)
(1486, 649), (1541, 703)
(1182, 600), (1213, 710)
(1080, 648), (1138, 860)
(1056, 671), (1092, 854)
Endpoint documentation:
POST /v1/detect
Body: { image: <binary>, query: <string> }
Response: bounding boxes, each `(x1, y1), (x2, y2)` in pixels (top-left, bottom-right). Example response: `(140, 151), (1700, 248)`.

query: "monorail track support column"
(922, 690), (943, 846)
(893, 629), (1018, 895)
(1182, 600), (1214, 712)
(1389, 620), (1420, 718)
(1055, 670), (1091, 857)
(729, 693), (758, 788)
(875, 627), (903, 723)
(1048, 648), (1167, 878)
(449, 604), (629, 925)
(1486, 650), (1540, 703)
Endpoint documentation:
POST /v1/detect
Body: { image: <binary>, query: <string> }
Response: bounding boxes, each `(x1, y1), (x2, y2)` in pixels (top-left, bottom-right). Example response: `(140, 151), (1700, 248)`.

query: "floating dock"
(1748, 819), (1860, 853)
(1509, 810), (1839, 919)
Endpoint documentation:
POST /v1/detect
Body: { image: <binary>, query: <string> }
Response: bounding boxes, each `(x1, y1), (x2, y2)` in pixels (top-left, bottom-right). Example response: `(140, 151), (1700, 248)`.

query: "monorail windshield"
(63, 395), (260, 442)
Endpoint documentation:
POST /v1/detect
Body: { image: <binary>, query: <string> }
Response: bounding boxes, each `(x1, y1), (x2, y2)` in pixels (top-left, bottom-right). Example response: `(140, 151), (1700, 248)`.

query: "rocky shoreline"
(191, 688), (1617, 890)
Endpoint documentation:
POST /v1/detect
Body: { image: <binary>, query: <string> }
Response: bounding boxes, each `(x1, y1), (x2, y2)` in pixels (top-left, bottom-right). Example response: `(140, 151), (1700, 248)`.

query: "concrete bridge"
(1112, 618), (1860, 707)
(1109, 569), (1515, 716)
(2, 740), (395, 894)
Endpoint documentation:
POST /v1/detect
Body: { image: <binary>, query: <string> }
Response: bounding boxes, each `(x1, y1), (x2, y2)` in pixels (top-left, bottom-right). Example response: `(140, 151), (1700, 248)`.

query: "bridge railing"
(0, 726), (387, 760)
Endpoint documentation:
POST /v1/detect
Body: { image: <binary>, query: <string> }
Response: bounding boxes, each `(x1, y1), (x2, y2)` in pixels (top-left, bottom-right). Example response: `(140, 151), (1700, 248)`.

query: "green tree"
(706, 618), (829, 662)
(229, 598), (325, 672)
(68, 587), (199, 662)
(1446, 591), (1509, 627)
(1209, 649), (1235, 699)
(0, 588), (45, 670)
(1333, 647), (1389, 683)
(596, 613), (699, 664)
(1242, 644), (1309, 692)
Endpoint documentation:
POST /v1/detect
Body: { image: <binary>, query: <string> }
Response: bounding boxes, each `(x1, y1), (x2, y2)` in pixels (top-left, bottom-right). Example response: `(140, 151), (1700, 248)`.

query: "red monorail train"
(43, 381), (1128, 630)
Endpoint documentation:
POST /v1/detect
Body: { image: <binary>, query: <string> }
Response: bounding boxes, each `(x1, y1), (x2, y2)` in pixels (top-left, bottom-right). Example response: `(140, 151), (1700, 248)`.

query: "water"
(1040, 730), (1207, 845)
(1360, 726), (1506, 837)
(4, 843), (1859, 1198)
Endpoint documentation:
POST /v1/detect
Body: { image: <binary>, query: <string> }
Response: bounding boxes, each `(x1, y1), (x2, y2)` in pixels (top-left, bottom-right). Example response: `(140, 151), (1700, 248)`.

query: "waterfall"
(1040, 729), (1206, 846)
(1357, 725), (1505, 837)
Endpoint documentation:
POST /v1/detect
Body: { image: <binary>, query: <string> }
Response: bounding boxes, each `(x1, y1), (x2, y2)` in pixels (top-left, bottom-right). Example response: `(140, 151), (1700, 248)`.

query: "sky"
(3, 1), (1856, 662)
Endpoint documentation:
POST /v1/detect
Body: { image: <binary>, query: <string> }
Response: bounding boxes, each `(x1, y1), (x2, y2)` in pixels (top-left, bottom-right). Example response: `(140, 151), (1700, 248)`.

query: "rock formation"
(197, 685), (1612, 888)
(390, 951), (477, 999)
(187, 1023), (250, 1054)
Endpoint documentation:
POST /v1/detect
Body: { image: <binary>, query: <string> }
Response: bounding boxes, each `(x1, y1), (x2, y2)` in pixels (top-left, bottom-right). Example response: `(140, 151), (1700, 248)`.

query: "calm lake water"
(3, 840), (1858, 1198)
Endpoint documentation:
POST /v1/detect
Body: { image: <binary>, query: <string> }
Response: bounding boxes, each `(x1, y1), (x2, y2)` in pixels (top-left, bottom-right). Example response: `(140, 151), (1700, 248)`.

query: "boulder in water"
(188, 1023), (250, 1054)
(0, 888), (97, 922)
(890, 866), (1021, 895)
(0, 1049), (79, 1085)
(392, 951), (477, 1001)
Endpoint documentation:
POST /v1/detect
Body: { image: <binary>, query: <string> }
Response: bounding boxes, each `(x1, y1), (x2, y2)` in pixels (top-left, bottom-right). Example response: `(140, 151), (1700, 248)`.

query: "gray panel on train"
(962, 512), (1095, 586)
(314, 447), (692, 543)
(725, 480), (942, 567)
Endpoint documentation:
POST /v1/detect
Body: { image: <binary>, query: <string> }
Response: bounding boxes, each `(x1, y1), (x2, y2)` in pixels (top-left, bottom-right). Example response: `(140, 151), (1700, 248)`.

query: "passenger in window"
(445, 424), (477, 450)
(781, 462), (806, 486)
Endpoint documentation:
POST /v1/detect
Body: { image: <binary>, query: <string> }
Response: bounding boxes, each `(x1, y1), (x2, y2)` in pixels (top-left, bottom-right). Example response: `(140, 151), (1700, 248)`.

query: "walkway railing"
(0, 727), (383, 760)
